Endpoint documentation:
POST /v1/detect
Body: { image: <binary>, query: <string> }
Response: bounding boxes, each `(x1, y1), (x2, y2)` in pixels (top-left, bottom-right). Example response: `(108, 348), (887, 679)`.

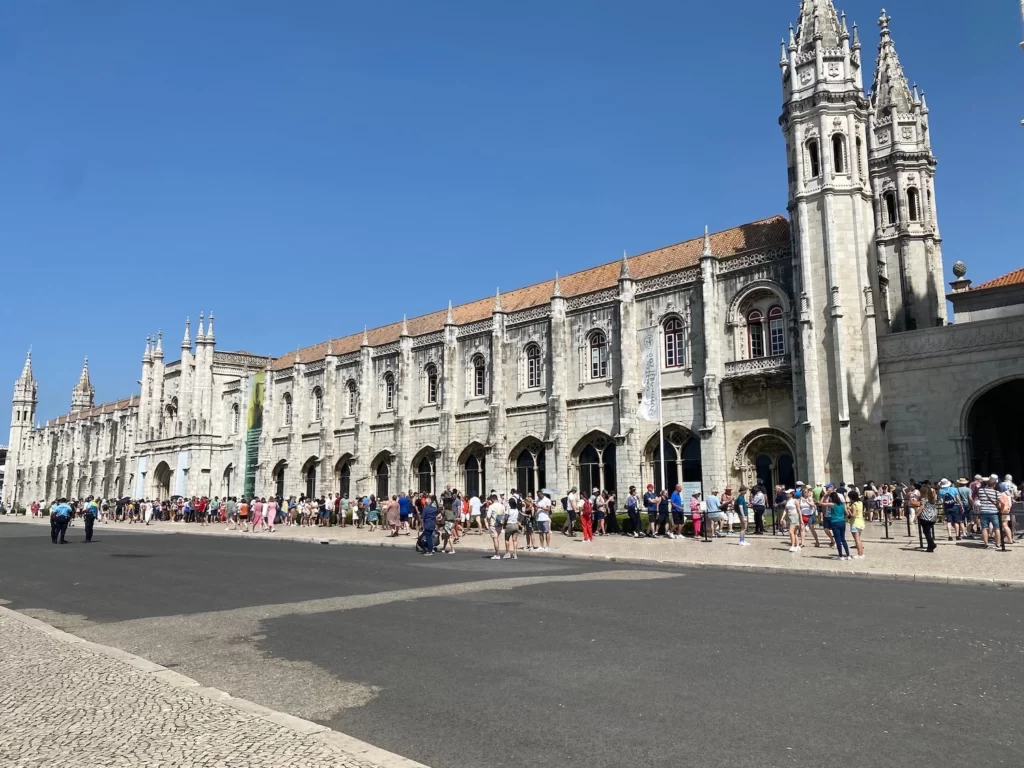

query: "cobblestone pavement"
(0, 610), (424, 768)
(4, 515), (1021, 585)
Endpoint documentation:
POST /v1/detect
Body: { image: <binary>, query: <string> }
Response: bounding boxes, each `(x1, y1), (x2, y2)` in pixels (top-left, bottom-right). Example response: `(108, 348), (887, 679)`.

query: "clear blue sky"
(2, 0), (1022, 430)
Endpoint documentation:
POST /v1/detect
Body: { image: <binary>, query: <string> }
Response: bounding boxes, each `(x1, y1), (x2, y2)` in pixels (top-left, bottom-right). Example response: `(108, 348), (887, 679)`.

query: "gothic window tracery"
(231, 403), (240, 435)
(424, 364), (438, 404)
(806, 139), (821, 178)
(382, 372), (395, 411)
(831, 133), (847, 174)
(283, 393), (293, 426)
(662, 316), (685, 369)
(883, 192), (899, 226)
(907, 187), (920, 222)
(588, 331), (608, 380)
(312, 387), (323, 421)
(346, 380), (357, 416)
(525, 344), (542, 389)
(472, 354), (487, 397)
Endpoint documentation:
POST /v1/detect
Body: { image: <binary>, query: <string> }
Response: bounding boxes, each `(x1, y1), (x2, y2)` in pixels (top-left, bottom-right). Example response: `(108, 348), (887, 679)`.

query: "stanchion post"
(883, 506), (891, 539)
(703, 510), (709, 542)
(906, 510), (912, 538)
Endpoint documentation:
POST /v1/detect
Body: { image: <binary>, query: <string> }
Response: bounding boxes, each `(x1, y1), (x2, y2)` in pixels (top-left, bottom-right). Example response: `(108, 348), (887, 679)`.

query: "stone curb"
(0, 604), (430, 768)
(3, 516), (1022, 590)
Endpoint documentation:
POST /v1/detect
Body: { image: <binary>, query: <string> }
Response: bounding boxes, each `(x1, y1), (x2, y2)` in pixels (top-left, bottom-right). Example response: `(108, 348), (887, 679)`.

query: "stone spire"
(154, 329), (163, 359)
(494, 288), (503, 313)
(205, 312), (215, 344)
(552, 272), (562, 298)
(143, 335), (152, 363)
(196, 312), (206, 343)
(794, 0), (844, 53)
(326, 338), (334, 356)
(619, 250), (631, 279)
(445, 301), (455, 325)
(14, 349), (37, 401)
(701, 225), (713, 258)
(870, 9), (914, 118)
(70, 357), (95, 412)
(362, 326), (370, 346)
(181, 317), (191, 351)
(401, 314), (410, 336)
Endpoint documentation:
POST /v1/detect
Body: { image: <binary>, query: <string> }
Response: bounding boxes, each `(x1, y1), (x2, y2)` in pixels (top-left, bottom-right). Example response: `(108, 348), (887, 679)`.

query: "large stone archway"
(734, 428), (797, 490)
(643, 425), (702, 494)
(152, 461), (172, 501)
(964, 378), (1024, 482)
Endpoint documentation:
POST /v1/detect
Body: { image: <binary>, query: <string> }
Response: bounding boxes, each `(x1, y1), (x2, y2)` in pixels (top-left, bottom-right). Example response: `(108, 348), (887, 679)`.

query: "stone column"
(698, 240), (727, 494)
(488, 297), (509, 493)
(257, 362), (275, 497)
(615, 256), (640, 494)
(321, 348), (337, 496)
(546, 277), (570, 492)
(394, 326), (413, 494)
(354, 335), (374, 497)
(437, 307), (459, 491)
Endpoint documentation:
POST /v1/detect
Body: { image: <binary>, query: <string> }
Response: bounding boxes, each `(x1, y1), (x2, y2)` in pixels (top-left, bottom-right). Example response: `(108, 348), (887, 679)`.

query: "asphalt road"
(2, 524), (1022, 768)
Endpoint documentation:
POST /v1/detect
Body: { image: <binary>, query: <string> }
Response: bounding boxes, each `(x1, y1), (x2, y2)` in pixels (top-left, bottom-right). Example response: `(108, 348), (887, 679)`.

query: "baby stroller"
(415, 529), (440, 553)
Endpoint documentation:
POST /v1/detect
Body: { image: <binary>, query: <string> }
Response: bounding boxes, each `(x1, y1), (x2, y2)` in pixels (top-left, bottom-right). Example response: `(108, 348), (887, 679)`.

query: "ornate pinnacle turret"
(780, 39), (788, 67)
(852, 22), (860, 50)
(143, 335), (152, 363)
(294, 346), (301, 364)
(326, 338), (334, 356)
(19, 349), (34, 382)
(401, 314), (410, 335)
(205, 312), (215, 344)
(552, 272), (562, 298)
(181, 317), (191, 350)
(70, 357), (95, 413)
(619, 250), (631, 279)
(15, 349), (36, 401)
(196, 312), (206, 343)
(870, 9), (914, 118)
(840, 11), (849, 40)
(702, 225), (713, 257)
(445, 301), (455, 325)
(154, 330), (163, 359)
(362, 326), (370, 346)
(794, 0), (842, 52)
(494, 288), (503, 313)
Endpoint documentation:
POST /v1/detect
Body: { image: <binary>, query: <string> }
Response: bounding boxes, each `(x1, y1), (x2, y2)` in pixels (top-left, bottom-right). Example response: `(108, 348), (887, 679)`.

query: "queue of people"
(21, 472), (1018, 559)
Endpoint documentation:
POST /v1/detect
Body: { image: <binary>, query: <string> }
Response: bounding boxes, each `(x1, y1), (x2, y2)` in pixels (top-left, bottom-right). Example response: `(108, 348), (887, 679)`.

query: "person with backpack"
(819, 484), (851, 560)
(625, 486), (642, 538)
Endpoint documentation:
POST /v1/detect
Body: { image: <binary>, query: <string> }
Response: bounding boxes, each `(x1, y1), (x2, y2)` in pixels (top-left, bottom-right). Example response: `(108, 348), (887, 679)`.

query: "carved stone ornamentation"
(636, 268), (699, 296)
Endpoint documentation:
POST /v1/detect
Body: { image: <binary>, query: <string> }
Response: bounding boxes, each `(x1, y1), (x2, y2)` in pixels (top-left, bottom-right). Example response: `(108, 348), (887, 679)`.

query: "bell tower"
(868, 10), (945, 332)
(70, 357), (95, 412)
(779, 0), (887, 483)
(5, 350), (38, 506)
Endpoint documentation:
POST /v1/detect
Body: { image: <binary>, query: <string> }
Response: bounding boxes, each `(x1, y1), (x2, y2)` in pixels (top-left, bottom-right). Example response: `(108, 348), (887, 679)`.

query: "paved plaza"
(4, 513), (1023, 586)
(3, 522), (1024, 768)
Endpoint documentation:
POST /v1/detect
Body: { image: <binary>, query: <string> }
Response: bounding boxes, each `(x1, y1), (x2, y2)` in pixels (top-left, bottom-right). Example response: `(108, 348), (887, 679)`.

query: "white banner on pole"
(637, 326), (662, 422)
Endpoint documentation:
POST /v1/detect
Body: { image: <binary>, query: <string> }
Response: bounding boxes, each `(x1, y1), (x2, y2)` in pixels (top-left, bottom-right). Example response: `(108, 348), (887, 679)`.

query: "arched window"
(747, 310), (765, 359)
(807, 139), (821, 178)
(305, 463), (317, 499)
(663, 316), (685, 369)
(383, 373), (395, 411)
(231, 403), (240, 435)
(884, 192), (898, 226)
(464, 454), (485, 499)
(472, 355), (486, 397)
(907, 187), (920, 222)
(312, 387), (323, 421)
(375, 459), (390, 500)
(589, 331), (608, 379)
(768, 306), (786, 356)
(832, 134), (846, 174)
(417, 456), (434, 494)
(338, 462), (351, 498)
(346, 381), (357, 416)
(525, 344), (542, 389)
(282, 393), (293, 426)
(425, 364), (438, 404)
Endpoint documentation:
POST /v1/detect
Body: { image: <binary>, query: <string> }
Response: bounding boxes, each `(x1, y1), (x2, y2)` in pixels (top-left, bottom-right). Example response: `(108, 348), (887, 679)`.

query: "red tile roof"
(971, 267), (1024, 292)
(272, 215), (790, 370)
(52, 395), (140, 426)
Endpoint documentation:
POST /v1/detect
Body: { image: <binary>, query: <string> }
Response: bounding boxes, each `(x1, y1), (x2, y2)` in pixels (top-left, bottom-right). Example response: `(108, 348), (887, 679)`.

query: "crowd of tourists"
(22, 472), (1019, 558)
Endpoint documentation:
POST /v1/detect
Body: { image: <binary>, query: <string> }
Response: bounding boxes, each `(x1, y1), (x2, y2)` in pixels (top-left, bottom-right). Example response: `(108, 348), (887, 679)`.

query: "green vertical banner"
(243, 371), (265, 499)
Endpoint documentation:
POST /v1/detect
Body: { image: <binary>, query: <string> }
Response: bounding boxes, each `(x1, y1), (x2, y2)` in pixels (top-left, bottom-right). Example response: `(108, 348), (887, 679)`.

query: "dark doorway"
(969, 380), (1024, 482)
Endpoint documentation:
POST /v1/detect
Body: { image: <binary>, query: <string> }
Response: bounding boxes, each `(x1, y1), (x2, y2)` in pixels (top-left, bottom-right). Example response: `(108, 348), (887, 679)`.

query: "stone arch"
(734, 427), (797, 490)
(726, 280), (792, 328)
(370, 450), (394, 500)
(410, 446), (438, 495)
(334, 453), (354, 498)
(571, 430), (617, 493)
(300, 456), (320, 499)
(271, 460), (288, 500)
(508, 436), (546, 496)
(152, 461), (172, 500)
(727, 280), (793, 362)
(960, 376), (1024, 481)
(643, 424), (702, 493)
(459, 442), (488, 499)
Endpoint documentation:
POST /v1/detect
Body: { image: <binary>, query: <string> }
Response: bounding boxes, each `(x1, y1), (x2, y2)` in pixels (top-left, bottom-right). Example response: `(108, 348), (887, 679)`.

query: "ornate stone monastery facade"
(6, 2), (1023, 506)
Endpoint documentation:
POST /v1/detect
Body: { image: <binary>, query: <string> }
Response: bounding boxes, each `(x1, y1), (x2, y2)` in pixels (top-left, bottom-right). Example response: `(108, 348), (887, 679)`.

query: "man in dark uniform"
(84, 499), (98, 542)
(52, 499), (72, 544)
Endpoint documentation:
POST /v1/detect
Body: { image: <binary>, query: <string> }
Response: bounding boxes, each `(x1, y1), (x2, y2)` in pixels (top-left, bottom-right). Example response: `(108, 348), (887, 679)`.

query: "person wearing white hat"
(784, 489), (801, 552)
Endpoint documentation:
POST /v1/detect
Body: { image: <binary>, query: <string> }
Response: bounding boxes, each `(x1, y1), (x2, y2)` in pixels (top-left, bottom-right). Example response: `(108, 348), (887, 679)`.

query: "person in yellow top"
(847, 488), (866, 559)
